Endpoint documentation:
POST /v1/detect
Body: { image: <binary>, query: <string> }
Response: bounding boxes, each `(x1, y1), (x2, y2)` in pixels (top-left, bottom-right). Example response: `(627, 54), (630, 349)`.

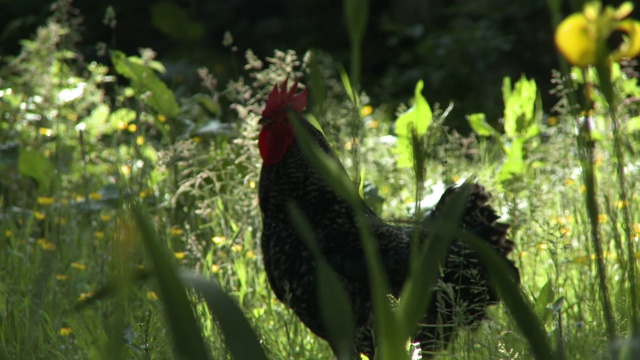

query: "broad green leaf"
(503, 76), (537, 138)
(395, 80), (432, 168)
(81, 104), (111, 140)
(625, 116), (640, 133)
(499, 139), (525, 183)
(110, 50), (179, 118)
(467, 113), (497, 137)
(534, 280), (555, 322)
(18, 150), (55, 194)
(151, 1), (205, 41)
(108, 108), (136, 134)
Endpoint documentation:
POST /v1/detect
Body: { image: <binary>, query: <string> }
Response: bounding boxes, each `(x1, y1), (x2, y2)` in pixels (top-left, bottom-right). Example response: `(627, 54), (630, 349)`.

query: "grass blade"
(129, 202), (212, 360)
(179, 272), (268, 360)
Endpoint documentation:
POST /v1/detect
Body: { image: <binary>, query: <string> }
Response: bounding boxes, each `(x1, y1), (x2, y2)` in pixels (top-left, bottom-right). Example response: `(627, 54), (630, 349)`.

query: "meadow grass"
(2, 2), (640, 359)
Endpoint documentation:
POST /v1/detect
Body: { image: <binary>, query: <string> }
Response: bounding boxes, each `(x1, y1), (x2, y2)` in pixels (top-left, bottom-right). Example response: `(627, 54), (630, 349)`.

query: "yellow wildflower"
(37, 238), (56, 251)
(127, 124), (137, 132)
(39, 127), (53, 136)
(56, 274), (68, 281)
(95, 231), (105, 239)
(169, 227), (184, 236)
(174, 251), (186, 260)
(100, 213), (113, 221)
(212, 236), (226, 245)
(598, 214), (608, 223)
(211, 264), (221, 273)
(71, 262), (86, 271)
(59, 327), (72, 336)
(120, 164), (131, 175)
(147, 291), (158, 300)
(117, 120), (128, 130)
(136, 136), (144, 146)
(5, 230), (12, 237)
(78, 292), (94, 301)
(158, 114), (167, 123)
(88, 192), (102, 201)
(231, 244), (243, 253)
(360, 105), (373, 117)
(34, 211), (46, 220)
(37, 196), (55, 206)
(249, 180), (256, 189)
(247, 250), (256, 259)
(536, 243), (548, 251)
(564, 178), (575, 186)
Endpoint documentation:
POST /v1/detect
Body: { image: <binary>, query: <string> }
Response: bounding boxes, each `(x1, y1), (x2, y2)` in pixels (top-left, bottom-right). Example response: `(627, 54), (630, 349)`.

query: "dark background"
(1, 0), (632, 129)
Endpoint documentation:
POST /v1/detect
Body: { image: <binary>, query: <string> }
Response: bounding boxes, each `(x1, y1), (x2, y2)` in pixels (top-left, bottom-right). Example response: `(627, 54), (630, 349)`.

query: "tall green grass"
(1, 0), (640, 359)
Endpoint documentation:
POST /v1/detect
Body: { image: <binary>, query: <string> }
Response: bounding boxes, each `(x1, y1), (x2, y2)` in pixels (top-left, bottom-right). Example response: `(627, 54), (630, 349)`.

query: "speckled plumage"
(258, 88), (518, 358)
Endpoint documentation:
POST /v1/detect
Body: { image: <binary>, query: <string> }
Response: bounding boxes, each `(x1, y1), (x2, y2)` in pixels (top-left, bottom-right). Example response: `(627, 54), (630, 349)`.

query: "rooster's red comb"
(261, 78), (307, 118)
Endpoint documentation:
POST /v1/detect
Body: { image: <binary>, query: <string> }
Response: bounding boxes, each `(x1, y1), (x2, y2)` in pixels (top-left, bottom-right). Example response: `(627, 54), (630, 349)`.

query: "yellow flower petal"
(212, 236), (226, 245)
(611, 20), (640, 61)
(174, 251), (186, 260)
(71, 262), (86, 271)
(555, 13), (597, 67)
(37, 196), (55, 205)
(169, 227), (184, 236)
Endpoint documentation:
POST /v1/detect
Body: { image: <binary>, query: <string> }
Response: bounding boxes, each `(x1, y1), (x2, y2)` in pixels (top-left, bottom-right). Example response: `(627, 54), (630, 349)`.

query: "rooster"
(257, 79), (518, 358)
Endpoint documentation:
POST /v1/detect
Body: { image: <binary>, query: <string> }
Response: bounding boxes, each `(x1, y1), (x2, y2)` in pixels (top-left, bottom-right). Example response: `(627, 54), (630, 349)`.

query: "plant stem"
(578, 112), (616, 342)
(596, 62), (639, 334)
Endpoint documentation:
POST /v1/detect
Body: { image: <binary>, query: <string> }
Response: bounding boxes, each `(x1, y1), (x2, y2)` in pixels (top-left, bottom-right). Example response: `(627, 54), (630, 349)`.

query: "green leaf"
(461, 231), (556, 360)
(344, 0), (369, 46)
(107, 107), (136, 134)
(397, 184), (470, 340)
(503, 76), (538, 139)
(289, 115), (407, 359)
(534, 280), (555, 322)
(467, 113), (497, 137)
(179, 272), (268, 360)
(110, 50), (179, 118)
(499, 139), (525, 183)
(625, 116), (640, 133)
(80, 104), (111, 140)
(130, 202), (212, 360)
(287, 203), (355, 359)
(309, 52), (327, 112)
(338, 64), (356, 104)
(395, 80), (432, 168)
(18, 150), (55, 194)
(151, 1), (205, 41)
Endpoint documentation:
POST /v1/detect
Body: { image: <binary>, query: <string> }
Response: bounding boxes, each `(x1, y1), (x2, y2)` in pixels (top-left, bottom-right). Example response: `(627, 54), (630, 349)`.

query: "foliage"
(1, 1), (640, 359)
